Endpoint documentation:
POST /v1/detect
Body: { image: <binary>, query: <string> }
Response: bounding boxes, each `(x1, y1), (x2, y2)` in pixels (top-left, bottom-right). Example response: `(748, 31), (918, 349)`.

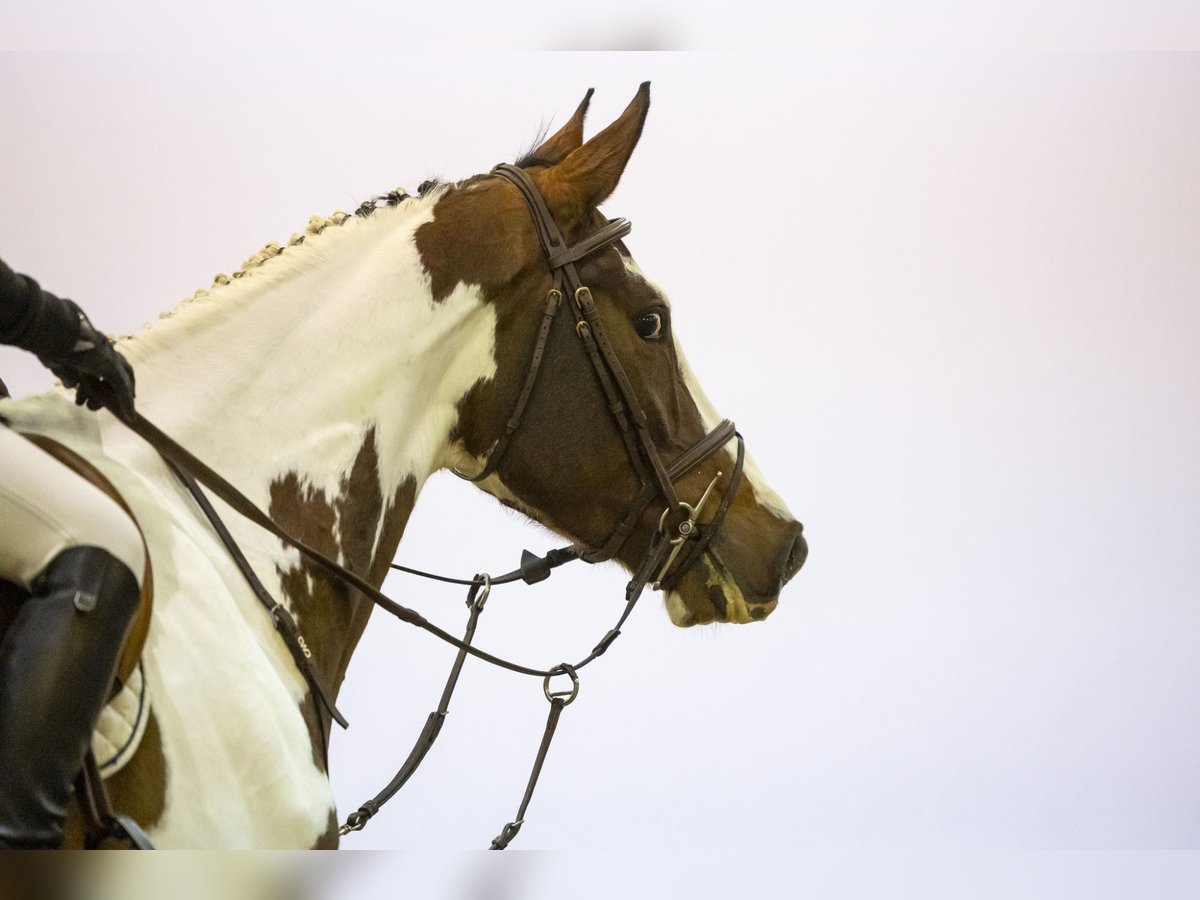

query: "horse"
(0, 84), (806, 849)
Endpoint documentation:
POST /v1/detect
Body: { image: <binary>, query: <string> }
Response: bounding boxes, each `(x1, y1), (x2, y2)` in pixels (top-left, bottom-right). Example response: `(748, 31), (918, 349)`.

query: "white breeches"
(0, 426), (145, 589)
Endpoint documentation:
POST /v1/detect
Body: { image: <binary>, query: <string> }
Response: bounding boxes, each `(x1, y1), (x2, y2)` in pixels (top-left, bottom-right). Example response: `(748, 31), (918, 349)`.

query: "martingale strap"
(339, 577), (490, 836)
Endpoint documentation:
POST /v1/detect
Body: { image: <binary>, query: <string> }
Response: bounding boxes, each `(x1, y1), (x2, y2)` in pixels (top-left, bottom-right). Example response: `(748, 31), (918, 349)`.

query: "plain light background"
(1, 50), (1198, 881)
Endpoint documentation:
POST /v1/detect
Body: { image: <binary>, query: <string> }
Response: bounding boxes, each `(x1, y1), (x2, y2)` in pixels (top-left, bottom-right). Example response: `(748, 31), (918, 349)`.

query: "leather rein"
(101, 162), (745, 848)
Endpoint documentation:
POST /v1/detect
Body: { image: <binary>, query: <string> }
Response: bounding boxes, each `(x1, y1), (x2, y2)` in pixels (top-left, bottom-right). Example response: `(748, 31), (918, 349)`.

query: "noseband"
(459, 163), (746, 599)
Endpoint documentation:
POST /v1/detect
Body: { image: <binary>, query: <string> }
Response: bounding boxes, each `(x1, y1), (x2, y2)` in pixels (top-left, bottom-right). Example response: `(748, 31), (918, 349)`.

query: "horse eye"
(633, 312), (663, 341)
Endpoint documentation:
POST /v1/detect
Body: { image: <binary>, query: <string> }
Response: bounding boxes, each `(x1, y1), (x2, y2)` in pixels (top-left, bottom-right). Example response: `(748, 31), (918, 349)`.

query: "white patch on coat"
(670, 329), (794, 522)
(0, 192), (499, 847)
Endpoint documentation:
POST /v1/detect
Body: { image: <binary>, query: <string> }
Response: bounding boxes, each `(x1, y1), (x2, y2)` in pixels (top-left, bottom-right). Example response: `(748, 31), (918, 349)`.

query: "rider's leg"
(0, 426), (144, 849)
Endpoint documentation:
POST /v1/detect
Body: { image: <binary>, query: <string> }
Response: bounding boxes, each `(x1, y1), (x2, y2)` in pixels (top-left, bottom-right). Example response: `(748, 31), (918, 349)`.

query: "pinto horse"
(0, 85), (805, 848)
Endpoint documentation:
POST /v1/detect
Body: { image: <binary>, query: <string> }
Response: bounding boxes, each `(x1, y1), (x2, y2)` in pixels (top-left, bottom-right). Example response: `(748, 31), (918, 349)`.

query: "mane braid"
(120, 186), (415, 341)
(355, 188), (411, 219)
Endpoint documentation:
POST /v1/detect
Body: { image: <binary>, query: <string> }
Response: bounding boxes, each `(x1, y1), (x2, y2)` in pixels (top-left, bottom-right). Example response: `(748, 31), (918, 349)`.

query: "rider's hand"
(39, 304), (137, 422)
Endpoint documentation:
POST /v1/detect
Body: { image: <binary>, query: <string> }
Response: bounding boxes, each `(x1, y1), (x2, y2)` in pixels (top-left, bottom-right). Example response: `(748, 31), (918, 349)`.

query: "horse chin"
(662, 555), (778, 627)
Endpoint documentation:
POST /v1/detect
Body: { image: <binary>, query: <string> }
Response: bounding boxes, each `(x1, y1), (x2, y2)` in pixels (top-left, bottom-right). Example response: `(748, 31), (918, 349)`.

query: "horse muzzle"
(663, 517), (804, 627)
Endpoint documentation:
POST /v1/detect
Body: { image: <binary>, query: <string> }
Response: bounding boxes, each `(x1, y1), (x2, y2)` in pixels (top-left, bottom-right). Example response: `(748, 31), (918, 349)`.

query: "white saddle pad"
(92, 660), (151, 778)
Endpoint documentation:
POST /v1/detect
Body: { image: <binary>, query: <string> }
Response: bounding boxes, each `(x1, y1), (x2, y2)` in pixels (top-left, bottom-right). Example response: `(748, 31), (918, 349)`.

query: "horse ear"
(541, 82), (651, 224)
(527, 88), (594, 165)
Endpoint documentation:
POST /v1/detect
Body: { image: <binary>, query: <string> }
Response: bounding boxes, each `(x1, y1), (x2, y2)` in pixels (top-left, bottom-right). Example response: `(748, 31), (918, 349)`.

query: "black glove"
(39, 304), (137, 422)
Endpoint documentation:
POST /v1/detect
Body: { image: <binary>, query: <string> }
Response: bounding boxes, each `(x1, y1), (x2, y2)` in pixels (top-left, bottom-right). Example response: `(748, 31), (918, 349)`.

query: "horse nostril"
(783, 527), (807, 583)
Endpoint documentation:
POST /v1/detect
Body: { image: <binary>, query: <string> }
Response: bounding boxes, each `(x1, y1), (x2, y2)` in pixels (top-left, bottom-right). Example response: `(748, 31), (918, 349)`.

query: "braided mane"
(115, 188), (421, 346)
(198, 188), (413, 298)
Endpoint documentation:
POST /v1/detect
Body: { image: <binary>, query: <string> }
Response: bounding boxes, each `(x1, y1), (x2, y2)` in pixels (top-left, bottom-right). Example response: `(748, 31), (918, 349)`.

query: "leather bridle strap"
(491, 163), (632, 280)
(547, 222), (632, 269)
(492, 163), (684, 516)
(657, 430), (746, 592)
(458, 170), (632, 484)
(457, 288), (564, 483)
(463, 164), (739, 593)
(580, 419), (737, 566)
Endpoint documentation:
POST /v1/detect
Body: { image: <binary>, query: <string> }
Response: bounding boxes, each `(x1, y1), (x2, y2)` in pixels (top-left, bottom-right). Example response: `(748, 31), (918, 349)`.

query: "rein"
(96, 161), (745, 848)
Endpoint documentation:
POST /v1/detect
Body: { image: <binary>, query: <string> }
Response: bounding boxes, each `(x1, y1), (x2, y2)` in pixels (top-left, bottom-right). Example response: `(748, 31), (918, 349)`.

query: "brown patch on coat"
(268, 429), (417, 770)
(415, 182), (542, 303)
(310, 808), (340, 849)
(269, 429), (417, 692)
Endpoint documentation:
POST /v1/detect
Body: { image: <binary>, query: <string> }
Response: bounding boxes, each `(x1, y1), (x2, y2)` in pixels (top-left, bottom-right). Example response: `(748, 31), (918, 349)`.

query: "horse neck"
(119, 200), (498, 687)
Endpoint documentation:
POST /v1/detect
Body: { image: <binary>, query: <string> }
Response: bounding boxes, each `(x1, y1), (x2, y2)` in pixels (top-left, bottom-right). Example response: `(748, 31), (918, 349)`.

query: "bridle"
(460, 163), (747, 600)
(96, 162), (748, 849)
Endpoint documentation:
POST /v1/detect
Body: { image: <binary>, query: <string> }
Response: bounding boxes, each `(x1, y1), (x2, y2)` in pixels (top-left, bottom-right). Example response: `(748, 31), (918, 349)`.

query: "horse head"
(419, 84), (806, 626)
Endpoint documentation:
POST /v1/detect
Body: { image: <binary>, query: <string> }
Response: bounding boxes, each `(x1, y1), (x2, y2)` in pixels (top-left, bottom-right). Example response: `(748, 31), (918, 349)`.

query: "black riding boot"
(0, 546), (139, 849)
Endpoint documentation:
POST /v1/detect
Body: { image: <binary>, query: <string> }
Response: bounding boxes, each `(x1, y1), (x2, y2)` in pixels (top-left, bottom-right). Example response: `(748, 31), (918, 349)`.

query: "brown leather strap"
(494, 165), (686, 521)
(490, 693), (569, 850)
(571, 285), (682, 512)
(478, 162), (707, 577)
(581, 418), (736, 565)
(571, 310), (654, 490)
(493, 163), (568, 260)
(459, 289), (564, 482)
(75, 750), (154, 849)
(547, 218), (632, 269)
(168, 460), (348, 736)
(341, 578), (488, 834)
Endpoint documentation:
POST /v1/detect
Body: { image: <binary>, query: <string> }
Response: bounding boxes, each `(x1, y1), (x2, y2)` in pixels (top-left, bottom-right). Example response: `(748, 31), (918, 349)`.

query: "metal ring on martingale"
(472, 573), (491, 611)
(543, 667), (580, 706)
